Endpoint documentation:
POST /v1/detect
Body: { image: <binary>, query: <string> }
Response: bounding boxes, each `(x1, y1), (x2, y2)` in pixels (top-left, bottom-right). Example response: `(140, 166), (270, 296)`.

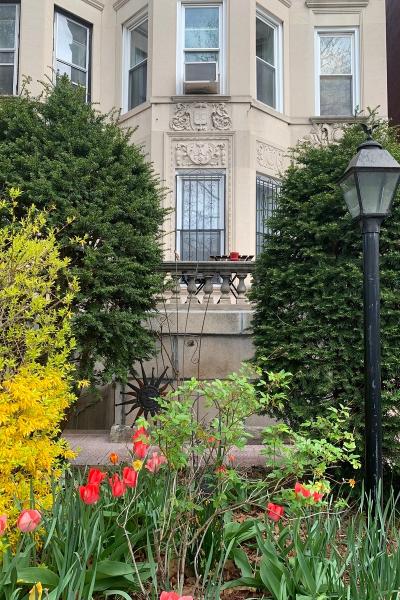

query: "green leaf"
(17, 567), (59, 588)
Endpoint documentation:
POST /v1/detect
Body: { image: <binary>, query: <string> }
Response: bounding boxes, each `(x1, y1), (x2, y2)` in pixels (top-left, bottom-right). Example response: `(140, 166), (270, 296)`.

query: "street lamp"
(339, 126), (400, 504)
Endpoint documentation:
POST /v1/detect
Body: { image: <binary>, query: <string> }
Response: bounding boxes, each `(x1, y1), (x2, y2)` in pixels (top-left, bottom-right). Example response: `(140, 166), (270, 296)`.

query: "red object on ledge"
(229, 251), (240, 261)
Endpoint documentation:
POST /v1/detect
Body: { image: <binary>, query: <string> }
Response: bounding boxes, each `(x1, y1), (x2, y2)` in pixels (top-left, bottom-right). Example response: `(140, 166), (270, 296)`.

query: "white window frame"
(122, 15), (148, 113)
(256, 9), (283, 113)
(176, 1), (225, 95)
(315, 27), (360, 117)
(0, 2), (20, 96)
(53, 10), (91, 100)
(176, 169), (226, 260)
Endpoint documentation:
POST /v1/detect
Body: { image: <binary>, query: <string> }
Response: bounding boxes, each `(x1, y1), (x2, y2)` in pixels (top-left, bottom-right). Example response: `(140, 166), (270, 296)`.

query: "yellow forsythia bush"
(0, 189), (78, 524)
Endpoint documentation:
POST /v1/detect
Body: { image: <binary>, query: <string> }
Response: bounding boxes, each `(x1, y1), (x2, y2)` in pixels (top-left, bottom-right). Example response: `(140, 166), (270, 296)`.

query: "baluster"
(185, 274), (200, 303)
(236, 272), (248, 304)
(170, 273), (181, 305)
(218, 271), (231, 304)
(203, 273), (214, 304)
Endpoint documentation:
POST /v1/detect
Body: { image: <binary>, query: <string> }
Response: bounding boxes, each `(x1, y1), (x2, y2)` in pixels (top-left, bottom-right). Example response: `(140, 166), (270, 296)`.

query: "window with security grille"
(0, 3), (19, 96)
(176, 172), (225, 261)
(256, 174), (279, 255)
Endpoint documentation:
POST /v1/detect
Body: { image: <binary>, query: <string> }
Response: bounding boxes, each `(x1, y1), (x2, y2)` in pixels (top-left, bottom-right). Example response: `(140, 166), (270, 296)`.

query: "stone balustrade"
(159, 260), (255, 305)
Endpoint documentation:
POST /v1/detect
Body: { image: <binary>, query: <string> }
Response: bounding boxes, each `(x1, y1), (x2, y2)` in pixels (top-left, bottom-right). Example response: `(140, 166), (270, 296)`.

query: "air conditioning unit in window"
(184, 62), (219, 94)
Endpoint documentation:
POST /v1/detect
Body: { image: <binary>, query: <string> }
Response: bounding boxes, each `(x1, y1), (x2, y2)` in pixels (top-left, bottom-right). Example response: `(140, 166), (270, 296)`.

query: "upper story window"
(54, 10), (91, 99)
(0, 3), (19, 95)
(316, 29), (359, 116)
(179, 3), (224, 95)
(124, 18), (148, 111)
(256, 12), (282, 112)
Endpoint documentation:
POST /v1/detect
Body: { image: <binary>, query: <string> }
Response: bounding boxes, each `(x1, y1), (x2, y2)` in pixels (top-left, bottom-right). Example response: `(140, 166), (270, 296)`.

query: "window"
(176, 171), (225, 261)
(316, 29), (359, 116)
(54, 10), (91, 98)
(256, 12), (282, 111)
(0, 3), (19, 95)
(125, 19), (148, 111)
(256, 175), (279, 255)
(179, 3), (223, 94)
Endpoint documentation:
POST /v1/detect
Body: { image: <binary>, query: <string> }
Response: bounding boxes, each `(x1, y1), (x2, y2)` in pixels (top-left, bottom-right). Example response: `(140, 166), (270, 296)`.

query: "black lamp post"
(339, 127), (400, 504)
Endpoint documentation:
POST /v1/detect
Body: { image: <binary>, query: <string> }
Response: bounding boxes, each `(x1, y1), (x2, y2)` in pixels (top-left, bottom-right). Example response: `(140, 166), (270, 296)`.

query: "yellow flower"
(29, 582), (43, 600)
(77, 379), (90, 389)
(348, 478), (356, 488)
(132, 460), (143, 472)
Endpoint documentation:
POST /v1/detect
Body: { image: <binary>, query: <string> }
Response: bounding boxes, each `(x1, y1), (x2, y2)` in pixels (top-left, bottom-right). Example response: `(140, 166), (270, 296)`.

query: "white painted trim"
(314, 27), (360, 117)
(122, 14), (148, 114)
(0, 3), (20, 95)
(177, 1), (225, 96)
(255, 9), (283, 113)
(80, 0), (104, 11)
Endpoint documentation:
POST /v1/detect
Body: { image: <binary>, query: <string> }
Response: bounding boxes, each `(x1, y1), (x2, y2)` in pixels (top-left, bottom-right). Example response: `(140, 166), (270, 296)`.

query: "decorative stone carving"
(175, 142), (227, 167)
(305, 122), (344, 146)
(256, 141), (288, 173)
(170, 102), (232, 131)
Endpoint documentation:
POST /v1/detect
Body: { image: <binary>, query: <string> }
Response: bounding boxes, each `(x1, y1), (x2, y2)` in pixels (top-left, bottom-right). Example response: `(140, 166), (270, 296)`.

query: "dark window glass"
(256, 175), (280, 255)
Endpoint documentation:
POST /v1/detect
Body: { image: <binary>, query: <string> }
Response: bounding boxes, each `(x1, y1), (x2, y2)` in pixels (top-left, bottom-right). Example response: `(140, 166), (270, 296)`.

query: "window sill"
(310, 115), (366, 124)
(119, 101), (151, 123)
(171, 94), (231, 103)
(251, 99), (290, 123)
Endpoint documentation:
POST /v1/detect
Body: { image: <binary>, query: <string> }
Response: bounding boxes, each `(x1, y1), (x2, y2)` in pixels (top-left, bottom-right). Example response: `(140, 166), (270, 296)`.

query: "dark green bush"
(0, 78), (166, 384)
(251, 118), (400, 473)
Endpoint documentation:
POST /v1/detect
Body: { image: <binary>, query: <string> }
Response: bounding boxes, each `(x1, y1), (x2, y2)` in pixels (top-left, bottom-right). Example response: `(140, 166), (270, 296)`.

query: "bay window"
(316, 29), (359, 116)
(0, 3), (19, 95)
(54, 10), (91, 98)
(176, 171), (225, 261)
(256, 12), (282, 111)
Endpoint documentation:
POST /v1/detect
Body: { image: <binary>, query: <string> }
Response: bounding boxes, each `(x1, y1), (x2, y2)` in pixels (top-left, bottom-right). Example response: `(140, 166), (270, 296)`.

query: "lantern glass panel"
(340, 172), (360, 218)
(357, 171), (400, 216)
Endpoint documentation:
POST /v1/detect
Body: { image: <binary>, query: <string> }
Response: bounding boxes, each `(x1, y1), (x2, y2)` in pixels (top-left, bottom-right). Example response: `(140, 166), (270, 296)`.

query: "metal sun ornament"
(116, 363), (170, 425)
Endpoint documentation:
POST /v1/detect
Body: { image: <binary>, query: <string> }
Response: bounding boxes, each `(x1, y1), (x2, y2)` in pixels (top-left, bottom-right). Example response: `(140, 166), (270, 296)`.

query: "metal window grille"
(256, 175), (280, 255)
(177, 172), (225, 261)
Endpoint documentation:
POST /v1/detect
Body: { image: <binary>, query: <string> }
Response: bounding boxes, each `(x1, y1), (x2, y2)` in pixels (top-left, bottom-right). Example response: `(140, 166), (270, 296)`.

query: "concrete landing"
(63, 430), (266, 468)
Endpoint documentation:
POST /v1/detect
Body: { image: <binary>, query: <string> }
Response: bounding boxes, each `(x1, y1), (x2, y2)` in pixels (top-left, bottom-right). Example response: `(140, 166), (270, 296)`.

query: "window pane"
(0, 51), (14, 64)
(56, 61), (86, 86)
(257, 58), (276, 108)
(185, 51), (218, 63)
(320, 35), (352, 75)
(130, 20), (148, 68)
(185, 7), (219, 49)
(128, 61), (147, 109)
(256, 18), (274, 65)
(256, 176), (279, 255)
(178, 175), (224, 261)
(320, 75), (352, 116)
(0, 5), (16, 50)
(0, 64), (13, 94)
(56, 14), (88, 69)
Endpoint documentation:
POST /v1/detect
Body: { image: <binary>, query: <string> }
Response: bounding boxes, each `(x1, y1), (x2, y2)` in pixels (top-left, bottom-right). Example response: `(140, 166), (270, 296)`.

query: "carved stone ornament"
(304, 122), (344, 146)
(256, 141), (288, 173)
(175, 141), (227, 167)
(170, 102), (232, 132)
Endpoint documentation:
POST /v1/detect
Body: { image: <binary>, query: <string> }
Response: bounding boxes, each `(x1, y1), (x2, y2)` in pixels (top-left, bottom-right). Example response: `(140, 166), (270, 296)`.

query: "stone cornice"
(278, 0), (292, 6)
(113, 0), (130, 10)
(306, 0), (368, 13)
(81, 0), (104, 10)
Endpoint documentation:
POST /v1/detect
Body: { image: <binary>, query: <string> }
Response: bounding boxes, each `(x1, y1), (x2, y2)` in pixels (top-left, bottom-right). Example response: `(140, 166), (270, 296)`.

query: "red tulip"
(295, 482), (311, 498)
(123, 466), (138, 488)
(160, 593), (193, 600)
(133, 426), (149, 443)
(0, 515), (7, 536)
(145, 452), (167, 473)
(313, 491), (324, 502)
(267, 502), (284, 522)
(134, 440), (149, 459)
(17, 509), (42, 532)
(87, 468), (106, 485)
(109, 474), (126, 498)
(215, 465), (227, 475)
(79, 483), (101, 504)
